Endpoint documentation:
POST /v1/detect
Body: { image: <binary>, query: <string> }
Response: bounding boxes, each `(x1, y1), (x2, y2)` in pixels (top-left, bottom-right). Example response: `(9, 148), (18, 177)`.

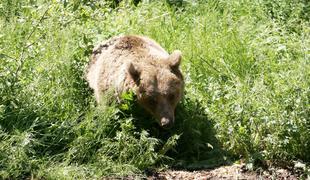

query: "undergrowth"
(0, 0), (309, 179)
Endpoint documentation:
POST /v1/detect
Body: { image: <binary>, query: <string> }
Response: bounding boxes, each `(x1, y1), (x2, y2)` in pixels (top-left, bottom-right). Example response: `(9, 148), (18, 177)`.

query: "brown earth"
(103, 163), (307, 180)
(147, 164), (299, 180)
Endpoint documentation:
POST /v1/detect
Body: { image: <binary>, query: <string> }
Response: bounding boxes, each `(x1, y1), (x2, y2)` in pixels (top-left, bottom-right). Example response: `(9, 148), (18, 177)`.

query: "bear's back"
(86, 35), (169, 99)
(91, 35), (169, 64)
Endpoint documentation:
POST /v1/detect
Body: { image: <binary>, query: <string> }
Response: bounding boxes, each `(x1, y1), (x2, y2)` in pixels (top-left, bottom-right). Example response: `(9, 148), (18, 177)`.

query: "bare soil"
(147, 164), (300, 180)
(103, 163), (306, 180)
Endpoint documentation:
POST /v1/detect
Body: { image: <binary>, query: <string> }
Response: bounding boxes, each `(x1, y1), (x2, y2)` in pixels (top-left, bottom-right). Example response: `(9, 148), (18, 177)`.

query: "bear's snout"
(160, 116), (174, 129)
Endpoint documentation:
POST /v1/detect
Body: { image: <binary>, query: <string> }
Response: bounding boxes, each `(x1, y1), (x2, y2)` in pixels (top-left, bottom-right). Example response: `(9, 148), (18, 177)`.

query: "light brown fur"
(86, 35), (184, 128)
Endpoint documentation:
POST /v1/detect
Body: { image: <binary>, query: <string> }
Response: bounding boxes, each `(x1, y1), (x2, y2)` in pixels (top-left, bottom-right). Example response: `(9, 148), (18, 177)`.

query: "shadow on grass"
(172, 96), (231, 170)
(123, 94), (232, 171)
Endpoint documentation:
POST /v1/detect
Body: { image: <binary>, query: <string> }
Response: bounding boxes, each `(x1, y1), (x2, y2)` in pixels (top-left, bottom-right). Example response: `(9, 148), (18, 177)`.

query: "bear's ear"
(169, 50), (182, 70)
(128, 62), (141, 85)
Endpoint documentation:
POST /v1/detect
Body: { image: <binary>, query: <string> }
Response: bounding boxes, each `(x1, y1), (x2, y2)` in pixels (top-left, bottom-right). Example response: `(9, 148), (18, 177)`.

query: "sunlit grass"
(0, 0), (309, 178)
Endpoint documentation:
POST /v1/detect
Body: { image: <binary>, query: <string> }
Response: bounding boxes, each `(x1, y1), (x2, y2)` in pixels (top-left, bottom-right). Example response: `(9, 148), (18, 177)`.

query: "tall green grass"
(0, 0), (309, 178)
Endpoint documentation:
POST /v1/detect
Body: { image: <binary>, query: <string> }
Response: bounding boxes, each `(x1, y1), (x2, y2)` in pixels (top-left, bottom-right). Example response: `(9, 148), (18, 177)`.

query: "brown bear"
(86, 35), (184, 128)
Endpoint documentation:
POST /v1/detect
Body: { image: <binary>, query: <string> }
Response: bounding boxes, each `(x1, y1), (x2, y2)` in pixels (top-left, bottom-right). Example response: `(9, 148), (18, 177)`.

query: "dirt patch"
(147, 164), (299, 180)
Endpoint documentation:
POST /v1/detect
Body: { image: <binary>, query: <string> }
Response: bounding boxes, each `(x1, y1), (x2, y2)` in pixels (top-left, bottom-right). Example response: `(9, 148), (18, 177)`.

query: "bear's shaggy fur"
(86, 35), (184, 128)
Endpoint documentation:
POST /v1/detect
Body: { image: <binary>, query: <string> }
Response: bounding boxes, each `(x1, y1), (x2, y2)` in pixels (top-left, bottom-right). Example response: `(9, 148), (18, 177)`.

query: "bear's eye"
(168, 94), (175, 101)
(148, 98), (157, 106)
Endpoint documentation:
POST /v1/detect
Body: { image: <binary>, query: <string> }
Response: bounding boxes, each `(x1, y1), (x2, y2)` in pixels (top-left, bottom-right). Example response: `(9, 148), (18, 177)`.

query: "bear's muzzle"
(160, 116), (174, 129)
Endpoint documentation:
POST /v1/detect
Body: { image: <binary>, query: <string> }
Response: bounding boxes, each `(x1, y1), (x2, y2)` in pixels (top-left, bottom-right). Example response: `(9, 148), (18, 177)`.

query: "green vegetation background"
(0, 0), (309, 179)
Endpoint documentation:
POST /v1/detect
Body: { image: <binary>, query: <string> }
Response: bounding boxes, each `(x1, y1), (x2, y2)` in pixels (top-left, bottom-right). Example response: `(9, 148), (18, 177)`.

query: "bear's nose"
(160, 117), (174, 129)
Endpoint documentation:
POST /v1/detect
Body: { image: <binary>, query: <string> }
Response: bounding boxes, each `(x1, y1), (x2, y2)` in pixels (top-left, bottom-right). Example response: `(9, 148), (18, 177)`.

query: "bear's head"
(128, 50), (184, 129)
